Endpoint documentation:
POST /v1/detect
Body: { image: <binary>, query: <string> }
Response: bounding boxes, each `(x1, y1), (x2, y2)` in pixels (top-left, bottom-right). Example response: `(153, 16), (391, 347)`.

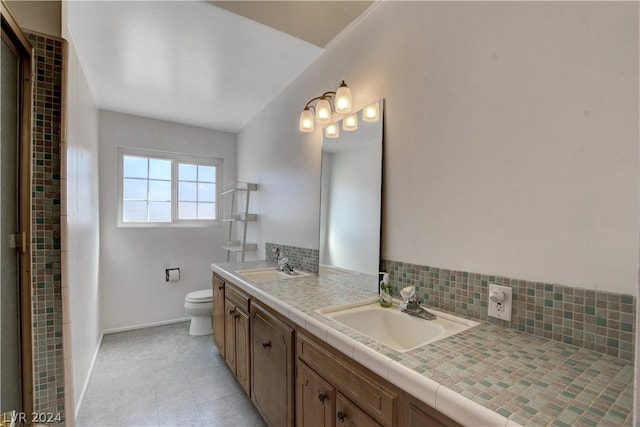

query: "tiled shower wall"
(27, 32), (65, 419)
(381, 259), (636, 362)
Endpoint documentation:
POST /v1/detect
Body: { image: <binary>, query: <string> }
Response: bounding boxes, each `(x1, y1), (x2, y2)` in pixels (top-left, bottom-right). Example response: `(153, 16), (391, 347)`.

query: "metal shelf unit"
(222, 182), (258, 262)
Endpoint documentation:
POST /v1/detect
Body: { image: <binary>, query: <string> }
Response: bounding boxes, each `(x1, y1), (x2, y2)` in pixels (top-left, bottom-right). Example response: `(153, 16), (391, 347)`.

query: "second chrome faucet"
(272, 247), (295, 274)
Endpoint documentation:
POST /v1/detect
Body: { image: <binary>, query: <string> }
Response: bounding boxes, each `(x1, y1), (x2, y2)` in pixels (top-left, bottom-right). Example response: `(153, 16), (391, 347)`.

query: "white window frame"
(117, 147), (222, 228)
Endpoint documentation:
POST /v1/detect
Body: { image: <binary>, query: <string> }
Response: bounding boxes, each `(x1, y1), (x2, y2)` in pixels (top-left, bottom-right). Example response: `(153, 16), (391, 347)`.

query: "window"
(177, 162), (217, 220)
(118, 147), (221, 227)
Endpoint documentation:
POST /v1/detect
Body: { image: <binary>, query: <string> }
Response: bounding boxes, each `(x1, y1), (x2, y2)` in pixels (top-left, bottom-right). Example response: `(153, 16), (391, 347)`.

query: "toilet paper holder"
(165, 268), (180, 282)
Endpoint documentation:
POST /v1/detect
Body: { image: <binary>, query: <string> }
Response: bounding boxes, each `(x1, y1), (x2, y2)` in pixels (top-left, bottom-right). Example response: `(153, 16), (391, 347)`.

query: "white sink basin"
(319, 300), (480, 352)
(237, 267), (312, 282)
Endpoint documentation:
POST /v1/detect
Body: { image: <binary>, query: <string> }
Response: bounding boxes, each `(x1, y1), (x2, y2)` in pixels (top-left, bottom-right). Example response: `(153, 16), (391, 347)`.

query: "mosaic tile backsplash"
(381, 259), (636, 361)
(265, 242), (319, 274)
(27, 32), (65, 419)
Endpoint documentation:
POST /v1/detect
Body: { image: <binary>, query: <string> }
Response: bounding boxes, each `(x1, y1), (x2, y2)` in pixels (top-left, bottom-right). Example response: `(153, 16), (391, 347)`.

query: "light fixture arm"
(304, 93), (335, 110)
(303, 96), (324, 110)
(298, 81), (352, 133)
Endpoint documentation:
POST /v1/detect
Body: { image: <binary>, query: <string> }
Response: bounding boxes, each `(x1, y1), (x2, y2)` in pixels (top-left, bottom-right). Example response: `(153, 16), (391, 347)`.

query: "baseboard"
(103, 317), (190, 335)
(74, 331), (104, 421)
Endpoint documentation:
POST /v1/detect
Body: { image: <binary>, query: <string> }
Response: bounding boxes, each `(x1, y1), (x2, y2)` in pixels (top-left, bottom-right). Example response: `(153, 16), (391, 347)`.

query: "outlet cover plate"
(488, 283), (512, 321)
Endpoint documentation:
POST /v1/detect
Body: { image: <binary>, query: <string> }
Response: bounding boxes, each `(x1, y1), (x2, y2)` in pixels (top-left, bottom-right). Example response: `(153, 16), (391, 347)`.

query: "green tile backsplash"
(261, 245), (635, 361)
(381, 259), (636, 361)
(265, 242), (319, 274)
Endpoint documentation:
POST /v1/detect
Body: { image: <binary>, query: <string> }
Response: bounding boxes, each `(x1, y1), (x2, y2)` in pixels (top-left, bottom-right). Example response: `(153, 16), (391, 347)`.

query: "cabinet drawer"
(298, 333), (396, 427)
(225, 284), (250, 313)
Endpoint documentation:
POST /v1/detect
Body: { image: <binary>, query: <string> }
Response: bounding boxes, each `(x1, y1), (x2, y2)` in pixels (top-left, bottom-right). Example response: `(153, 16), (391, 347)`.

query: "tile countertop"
(211, 261), (634, 427)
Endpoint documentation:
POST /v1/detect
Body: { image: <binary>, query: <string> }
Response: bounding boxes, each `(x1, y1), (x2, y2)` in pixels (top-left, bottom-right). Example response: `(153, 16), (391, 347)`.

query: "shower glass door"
(1, 33), (22, 416)
(1, 6), (33, 417)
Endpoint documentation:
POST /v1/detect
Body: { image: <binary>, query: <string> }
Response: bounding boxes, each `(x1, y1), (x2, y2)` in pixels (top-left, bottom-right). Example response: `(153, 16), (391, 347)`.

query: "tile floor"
(76, 322), (266, 427)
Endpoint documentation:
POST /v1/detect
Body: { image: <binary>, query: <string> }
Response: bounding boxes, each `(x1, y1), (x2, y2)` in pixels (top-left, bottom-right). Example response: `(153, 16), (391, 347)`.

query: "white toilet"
(184, 289), (213, 336)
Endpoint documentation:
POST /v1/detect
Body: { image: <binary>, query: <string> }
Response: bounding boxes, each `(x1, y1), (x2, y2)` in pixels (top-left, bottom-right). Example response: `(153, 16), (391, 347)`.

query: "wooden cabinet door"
(336, 393), (381, 427)
(235, 308), (251, 396)
(406, 401), (448, 427)
(251, 303), (294, 427)
(401, 395), (461, 427)
(224, 299), (236, 373)
(212, 275), (225, 354)
(297, 361), (335, 427)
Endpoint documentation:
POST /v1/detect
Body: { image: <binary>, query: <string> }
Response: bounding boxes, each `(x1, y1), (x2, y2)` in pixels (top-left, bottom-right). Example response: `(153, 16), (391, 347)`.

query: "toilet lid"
(186, 289), (213, 303)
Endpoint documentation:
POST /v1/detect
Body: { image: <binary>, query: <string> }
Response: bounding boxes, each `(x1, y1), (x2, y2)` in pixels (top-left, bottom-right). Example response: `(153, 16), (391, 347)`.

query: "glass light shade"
(299, 108), (315, 132)
(335, 82), (352, 114)
(343, 113), (358, 131)
(362, 102), (380, 122)
(315, 98), (332, 124)
(325, 123), (339, 138)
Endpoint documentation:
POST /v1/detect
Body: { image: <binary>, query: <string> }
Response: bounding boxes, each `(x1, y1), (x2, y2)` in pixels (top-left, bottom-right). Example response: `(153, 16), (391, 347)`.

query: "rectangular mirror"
(319, 99), (384, 292)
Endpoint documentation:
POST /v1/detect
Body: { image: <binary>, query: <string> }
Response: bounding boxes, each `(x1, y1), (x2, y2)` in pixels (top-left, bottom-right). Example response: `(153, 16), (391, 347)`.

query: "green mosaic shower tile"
(620, 294), (633, 304)
(27, 32), (64, 422)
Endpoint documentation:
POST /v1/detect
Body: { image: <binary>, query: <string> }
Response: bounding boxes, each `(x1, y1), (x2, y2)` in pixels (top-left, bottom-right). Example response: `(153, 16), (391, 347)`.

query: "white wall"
(238, 2), (639, 295)
(98, 111), (236, 331)
(62, 33), (101, 413)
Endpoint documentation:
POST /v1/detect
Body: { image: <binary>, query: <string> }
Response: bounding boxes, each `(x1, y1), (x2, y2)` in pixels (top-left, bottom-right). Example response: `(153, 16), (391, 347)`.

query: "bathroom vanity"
(211, 267), (459, 427)
(211, 261), (634, 427)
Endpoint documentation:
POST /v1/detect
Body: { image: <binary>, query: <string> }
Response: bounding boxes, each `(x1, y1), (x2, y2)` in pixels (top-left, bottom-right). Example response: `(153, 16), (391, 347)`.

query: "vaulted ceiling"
(66, 1), (373, 132)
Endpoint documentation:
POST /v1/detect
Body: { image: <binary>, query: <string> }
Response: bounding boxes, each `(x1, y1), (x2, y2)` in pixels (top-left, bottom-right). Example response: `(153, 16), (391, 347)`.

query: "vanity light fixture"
(334, 81), (352, 113)
(298, 81), (353, 132)
(362, 101), (380, 122)
(325, 123), (340, 138)
(343, 113), (358, 131)
(315, 98), (332, 124)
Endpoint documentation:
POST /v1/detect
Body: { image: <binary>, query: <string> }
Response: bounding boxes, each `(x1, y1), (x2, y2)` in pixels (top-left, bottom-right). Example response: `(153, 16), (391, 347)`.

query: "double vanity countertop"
(211, 261), (634, 427)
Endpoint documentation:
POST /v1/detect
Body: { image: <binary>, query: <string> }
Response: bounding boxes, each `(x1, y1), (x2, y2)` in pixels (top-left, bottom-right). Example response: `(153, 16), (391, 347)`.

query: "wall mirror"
(318, 99), (383, 292)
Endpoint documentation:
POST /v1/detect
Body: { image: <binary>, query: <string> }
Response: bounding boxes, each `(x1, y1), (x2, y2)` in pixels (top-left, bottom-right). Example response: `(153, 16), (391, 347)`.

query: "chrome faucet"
(279, 257), (295, 274)
(272, 248), (295, 274)
(400, 286), (436, 320)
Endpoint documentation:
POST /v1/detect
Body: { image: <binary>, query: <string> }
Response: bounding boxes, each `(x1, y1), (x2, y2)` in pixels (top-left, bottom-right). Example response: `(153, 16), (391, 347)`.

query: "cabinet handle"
(228, 309), (235, 315)
(218, 285), (224, 290)
(262, 341), (271, 349)
(337, 410), (346, 423)
(318, 392), (327, 404)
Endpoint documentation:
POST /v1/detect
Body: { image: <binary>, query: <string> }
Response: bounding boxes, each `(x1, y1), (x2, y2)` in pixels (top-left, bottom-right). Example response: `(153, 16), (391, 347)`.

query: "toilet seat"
(186, 289), (213, 303)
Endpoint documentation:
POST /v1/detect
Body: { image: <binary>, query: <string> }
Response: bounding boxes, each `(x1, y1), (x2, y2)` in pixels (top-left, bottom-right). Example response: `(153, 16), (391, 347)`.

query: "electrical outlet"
(487, 283), (512, 321)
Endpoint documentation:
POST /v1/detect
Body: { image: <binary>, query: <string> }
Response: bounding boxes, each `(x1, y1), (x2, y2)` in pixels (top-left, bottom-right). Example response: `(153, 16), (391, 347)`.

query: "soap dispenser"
(379, 272), (392, 307)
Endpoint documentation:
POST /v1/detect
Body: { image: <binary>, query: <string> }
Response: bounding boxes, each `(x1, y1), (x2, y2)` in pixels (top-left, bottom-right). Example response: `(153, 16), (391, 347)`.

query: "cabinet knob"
(262, 341), (272, 349)
(337, 411), (346, 423)
(318, 393), (327, 404)
(218, 285), (224, 290)
(228, 309), (235, 315)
